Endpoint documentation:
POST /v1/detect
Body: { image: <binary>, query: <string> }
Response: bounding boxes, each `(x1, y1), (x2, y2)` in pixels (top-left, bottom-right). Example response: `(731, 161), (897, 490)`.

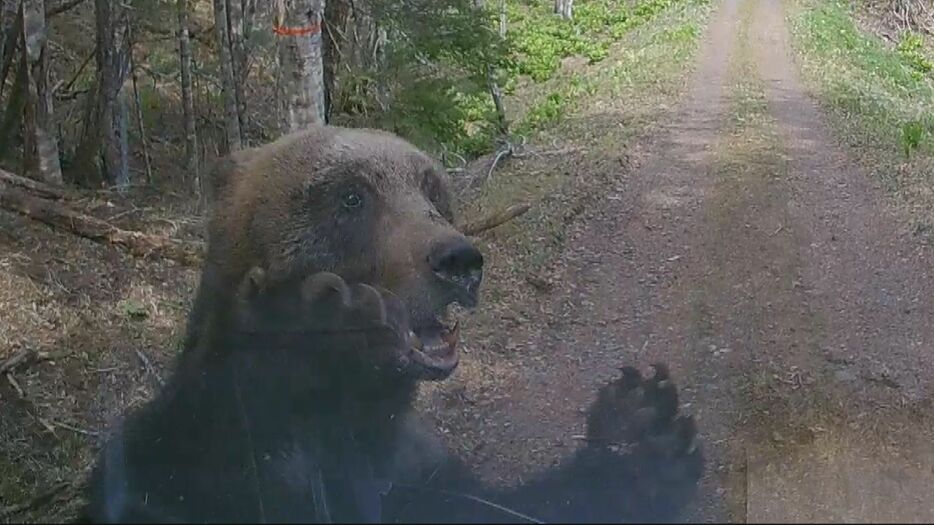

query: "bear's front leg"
(387, 365), (703, 523)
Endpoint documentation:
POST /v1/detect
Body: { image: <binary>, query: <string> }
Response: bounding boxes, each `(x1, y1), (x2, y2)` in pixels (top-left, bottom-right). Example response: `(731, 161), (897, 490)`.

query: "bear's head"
(205, 125), (483, 380)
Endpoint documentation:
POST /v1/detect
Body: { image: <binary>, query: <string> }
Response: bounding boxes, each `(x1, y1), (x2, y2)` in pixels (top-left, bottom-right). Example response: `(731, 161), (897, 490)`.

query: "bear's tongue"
(412, 321), (459, 365)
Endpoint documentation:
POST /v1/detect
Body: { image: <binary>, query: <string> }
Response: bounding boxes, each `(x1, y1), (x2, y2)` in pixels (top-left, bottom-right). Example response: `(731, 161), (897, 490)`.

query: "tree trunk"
(242, 0), (256, 40)
(554, 0), (572, 19)
(21, 0), (62, 184)
(0, 0), (20, 97)
(213, 0), (241, 152)
(498, 0), (506, 38)
(0, 35), (24, 160)
(128, 25), (152, 185)
(226, 0), (246, 133)
(112, 89), (129, 188)
(341, 1), (387, 111)
(475, 0), (507, 136)
(0, 1), (22, 160)
(177, 0), (199, 194)
(107, 2), (130, 187)
(68, 83), (102, 186)
(322, 0), (351, 122)
(276, 0), (326, 133)
(70, 0), (129, 187)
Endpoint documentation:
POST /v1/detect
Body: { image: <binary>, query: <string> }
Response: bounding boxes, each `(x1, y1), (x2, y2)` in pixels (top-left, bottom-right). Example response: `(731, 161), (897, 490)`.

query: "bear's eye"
(341, 191), (363, 210)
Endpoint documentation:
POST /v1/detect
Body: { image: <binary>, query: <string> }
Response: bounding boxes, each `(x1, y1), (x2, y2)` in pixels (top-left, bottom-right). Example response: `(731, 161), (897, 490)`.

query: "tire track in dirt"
(465, 0), (746, 520)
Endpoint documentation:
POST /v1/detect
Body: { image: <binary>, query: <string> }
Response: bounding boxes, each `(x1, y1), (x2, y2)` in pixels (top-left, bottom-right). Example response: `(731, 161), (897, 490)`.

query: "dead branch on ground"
(484, 136), (528, 183)
(0, 184), (204, 265)
(0, 168), (67, 199)
(0, 348), (77, 375)
(460, 202), (531, 236)
(1, 167), (530, 263)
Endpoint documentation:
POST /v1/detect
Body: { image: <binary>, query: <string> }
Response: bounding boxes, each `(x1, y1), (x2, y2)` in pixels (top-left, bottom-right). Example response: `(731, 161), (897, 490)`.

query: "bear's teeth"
(410, 331), (424, 351)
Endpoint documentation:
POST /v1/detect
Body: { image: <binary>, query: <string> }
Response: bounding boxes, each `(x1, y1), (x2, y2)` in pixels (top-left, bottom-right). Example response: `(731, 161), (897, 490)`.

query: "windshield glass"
(1, 0), (933, 522)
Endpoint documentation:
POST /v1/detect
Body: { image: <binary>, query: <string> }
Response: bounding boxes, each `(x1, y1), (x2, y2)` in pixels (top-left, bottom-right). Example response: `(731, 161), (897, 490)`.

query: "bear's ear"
(420, 168), (454, 223)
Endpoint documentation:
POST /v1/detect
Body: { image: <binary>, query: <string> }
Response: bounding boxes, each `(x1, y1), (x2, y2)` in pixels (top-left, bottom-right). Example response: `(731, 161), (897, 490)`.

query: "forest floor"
(2, 0), (934, 522)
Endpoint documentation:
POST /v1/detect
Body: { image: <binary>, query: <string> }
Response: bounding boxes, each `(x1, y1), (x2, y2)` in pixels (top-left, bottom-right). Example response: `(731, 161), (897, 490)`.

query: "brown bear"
(82, 125), (703, 523)
(182, 125), (482, 380)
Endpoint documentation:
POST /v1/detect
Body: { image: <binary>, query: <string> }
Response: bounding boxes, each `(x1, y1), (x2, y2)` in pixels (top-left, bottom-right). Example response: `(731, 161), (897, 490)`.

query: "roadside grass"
(509, 0), (711, 144)
(787, 0), (934, 232)
(460, 0), (713, 278)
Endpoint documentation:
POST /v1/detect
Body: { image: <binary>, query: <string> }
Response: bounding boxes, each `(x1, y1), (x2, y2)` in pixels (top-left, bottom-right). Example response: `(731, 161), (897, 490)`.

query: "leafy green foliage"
(335, 0), (691, 159)
(329, 0), (507, 158)
(902, 120), (925, 159)
(119, 300), (149, 320)
(798, 2), (931, 91)
(507, 0), (681, 82)
(791, 0), (934, 159)
(518, 91), (566, 133)
(897, 32), (933, 80)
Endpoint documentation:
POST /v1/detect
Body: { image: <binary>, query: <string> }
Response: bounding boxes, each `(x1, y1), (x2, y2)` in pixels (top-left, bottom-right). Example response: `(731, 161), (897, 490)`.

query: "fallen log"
(0, 168), (68, 199)
(460, 202), (531, 236)
(0, 348), (77, 375)
(0, 184), (203, 265)
(0, 169), (527, 264)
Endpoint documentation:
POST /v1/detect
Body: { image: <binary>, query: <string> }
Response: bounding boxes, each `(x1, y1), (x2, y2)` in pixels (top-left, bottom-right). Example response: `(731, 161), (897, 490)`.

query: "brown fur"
(185, 125), (466, 358)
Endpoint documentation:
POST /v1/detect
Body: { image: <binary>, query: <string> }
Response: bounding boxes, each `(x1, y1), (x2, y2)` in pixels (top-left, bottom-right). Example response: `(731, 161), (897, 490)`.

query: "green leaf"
(120, 300), (149, 320)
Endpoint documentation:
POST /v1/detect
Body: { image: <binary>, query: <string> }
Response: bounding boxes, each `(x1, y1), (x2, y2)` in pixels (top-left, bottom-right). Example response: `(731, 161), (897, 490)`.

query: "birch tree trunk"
(276, 0), (326, 133)
(21, 0), (62, 184)
(110, 8), (130, 188)
(555, 0), (572, 19)
(498, 0), (507, 37)
(213, 0), (242, 151)
(177, 0), (199, 192)
(226, 0), (246, 132)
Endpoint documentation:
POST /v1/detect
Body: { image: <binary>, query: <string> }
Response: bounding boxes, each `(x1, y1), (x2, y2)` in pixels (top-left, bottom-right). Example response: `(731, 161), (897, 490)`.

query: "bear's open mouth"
(408, 312), (460, 380)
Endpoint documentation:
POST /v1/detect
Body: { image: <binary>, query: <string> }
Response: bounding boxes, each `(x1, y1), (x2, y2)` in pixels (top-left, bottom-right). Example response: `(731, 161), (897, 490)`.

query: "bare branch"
(459, 202), (531, 236)
(0, 183), (204, 265)
(46, 0), (90, 18)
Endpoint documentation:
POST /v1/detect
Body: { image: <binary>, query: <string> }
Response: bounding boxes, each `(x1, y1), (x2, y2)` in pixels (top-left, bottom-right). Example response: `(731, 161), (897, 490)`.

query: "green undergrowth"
(461, 0), (712, 276)
(507, 0), (690, 82)
(788, 0), (934, 230)
(400, 0), (709, 159)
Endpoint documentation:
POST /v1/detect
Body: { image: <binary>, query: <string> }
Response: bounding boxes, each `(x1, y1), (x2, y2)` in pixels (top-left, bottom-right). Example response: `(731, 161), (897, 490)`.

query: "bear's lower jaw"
(407, 321), (459, 381)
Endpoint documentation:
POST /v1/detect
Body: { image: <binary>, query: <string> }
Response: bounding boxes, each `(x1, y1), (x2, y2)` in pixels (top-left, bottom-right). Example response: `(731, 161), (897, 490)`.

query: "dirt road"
(457, 0), (934, 521)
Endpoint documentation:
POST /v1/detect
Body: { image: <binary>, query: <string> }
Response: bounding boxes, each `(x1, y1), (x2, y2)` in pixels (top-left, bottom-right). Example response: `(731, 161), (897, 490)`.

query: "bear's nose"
(428, 238), (484, 306)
